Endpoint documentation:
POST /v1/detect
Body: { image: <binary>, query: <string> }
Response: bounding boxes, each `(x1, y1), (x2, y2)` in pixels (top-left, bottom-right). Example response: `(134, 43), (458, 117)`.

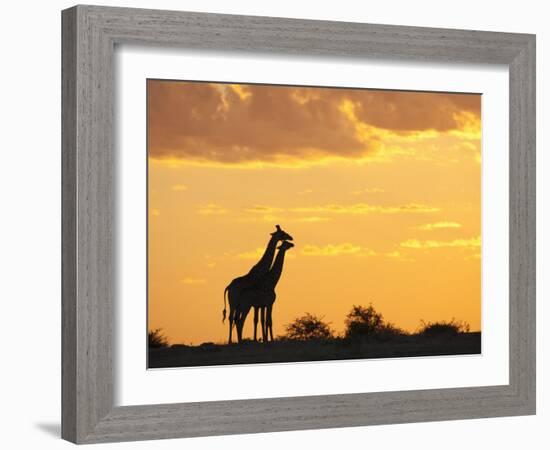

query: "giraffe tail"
(222, 286), (229, 323)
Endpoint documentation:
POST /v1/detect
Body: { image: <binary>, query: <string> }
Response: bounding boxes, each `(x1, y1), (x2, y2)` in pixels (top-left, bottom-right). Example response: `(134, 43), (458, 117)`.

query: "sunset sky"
(147, 79), (481, 345)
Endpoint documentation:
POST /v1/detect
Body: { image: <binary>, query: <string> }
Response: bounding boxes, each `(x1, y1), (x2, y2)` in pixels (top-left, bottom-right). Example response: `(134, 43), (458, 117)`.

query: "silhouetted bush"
(418, 319), (470, 336)
(284, 313), (334, 340)
(344, 304), (386, 338)
(148, 328), (169, 348)
(375, 322), (408, 339)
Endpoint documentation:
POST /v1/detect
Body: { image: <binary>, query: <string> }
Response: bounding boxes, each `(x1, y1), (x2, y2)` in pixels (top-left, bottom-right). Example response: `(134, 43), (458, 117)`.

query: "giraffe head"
(271, 225), (293, 242)
(277, 240), (295, 251)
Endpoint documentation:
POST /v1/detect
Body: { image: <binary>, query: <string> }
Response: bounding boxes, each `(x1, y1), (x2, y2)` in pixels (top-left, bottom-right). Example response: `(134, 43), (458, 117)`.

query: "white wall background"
(0, 0), (546, 448)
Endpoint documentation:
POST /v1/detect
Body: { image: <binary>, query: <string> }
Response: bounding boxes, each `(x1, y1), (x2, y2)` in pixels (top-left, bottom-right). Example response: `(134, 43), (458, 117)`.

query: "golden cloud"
(418, 221), (462, 231)
(400, 236), (480, 249)
(386, 251), (402, 258)
(244, 205), (285, 214)
(350, 187), (385, 195)
(235, 202), (439, 223)
(236, 248), (265, 260)
(292, 203), (439, 215)
(198, 203), (228, 215)
(385, 250), (415, 262)
(171, 184), (188, 191)
(301, 243), (376, 257)
(148, 80), (480, 166)
(293, 216), (330, 223)
(238, 214), (331, 224)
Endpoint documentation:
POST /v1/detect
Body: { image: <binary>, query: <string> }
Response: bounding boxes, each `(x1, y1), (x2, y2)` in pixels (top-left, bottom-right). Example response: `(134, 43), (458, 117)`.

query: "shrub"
(376, 322), (408, 338)
(417, 318), (470, 336)
(148, 328), (169, 348)
(284, 313), (334, 340)
(344, 304), (386, 339)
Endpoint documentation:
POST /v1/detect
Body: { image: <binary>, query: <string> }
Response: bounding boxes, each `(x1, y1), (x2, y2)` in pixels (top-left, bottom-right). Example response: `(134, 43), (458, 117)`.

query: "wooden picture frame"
(61, 5), (536, 444)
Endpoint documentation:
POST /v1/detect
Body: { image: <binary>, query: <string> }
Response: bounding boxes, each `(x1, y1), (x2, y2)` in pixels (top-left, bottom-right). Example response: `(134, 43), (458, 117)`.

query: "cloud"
(350, 188), (385, 195)
(171, 184), (188, 191)
(148, 80), (480, 166)
(292, 203), (439, 215)
(349, 91), (480, 134)
(244, 205), (285, 214)
(301, 243), (376, 257)
(237, 202), (439, 223)
(400, 236), (480, 249)
(238, 214), (331, 224)
(418, 221), (462, 231)
(238, 243), (377, 259)
(237, 248), (265, 260)
(198, 203), (228, 215)
(236, 202), (438, 224)
(181, 277), (206, 284)
(385, 250), (415, 262)
(293, 216), (331, 223)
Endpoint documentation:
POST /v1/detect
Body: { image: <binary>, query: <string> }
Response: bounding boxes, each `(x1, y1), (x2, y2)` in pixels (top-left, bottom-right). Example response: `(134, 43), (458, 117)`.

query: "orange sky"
(147, 80), (481, 345)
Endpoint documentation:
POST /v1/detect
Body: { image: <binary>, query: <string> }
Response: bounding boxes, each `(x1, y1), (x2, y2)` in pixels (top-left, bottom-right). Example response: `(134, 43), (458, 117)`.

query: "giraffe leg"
(253, 307), (259, 342)
(235, 309), (243, 343)
(227, 289), (235, 344)
(260, 306), (267, 342)
(237, 306), (251, 343)
(258, 306), (264, 341)
(266, 305), (274, 342)
(228, 306), (234, 344)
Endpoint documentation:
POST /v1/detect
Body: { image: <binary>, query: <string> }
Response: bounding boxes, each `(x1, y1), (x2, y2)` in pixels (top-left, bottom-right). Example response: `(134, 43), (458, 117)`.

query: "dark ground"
(148, 332), (481, 368)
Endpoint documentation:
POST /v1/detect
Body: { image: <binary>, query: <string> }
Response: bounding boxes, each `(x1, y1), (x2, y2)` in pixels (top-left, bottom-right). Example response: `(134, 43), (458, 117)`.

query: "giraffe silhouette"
(235, 240), (294, 343)
(223, 225), (293, 343)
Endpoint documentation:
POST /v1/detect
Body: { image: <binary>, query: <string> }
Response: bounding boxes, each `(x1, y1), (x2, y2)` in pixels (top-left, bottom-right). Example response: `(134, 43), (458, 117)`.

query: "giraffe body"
(235, 241), (294, 342)
(223, 226), (292, 343)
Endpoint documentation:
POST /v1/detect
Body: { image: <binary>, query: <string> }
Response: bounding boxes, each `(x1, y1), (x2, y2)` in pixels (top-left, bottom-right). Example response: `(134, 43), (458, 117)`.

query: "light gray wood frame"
(62, 4), (536, 444)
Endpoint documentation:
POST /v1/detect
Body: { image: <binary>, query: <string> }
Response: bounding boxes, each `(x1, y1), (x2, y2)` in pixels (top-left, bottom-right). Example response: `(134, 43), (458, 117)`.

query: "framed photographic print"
(62, 5), (536, 444)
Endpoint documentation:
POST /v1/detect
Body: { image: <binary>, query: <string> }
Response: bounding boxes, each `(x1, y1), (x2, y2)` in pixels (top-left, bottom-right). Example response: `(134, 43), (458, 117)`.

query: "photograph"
(147, 79), (482, 368)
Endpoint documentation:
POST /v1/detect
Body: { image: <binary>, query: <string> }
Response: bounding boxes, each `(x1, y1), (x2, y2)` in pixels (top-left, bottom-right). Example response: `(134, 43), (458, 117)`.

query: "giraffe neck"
(265, 249), (287, 289)
(248, 235), (278, 277)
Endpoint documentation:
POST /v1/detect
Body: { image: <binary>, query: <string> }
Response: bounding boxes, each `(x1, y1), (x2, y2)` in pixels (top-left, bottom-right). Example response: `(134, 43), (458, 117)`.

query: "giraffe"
(235, 240), (294, 343)
(223, 225), (293, 343)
